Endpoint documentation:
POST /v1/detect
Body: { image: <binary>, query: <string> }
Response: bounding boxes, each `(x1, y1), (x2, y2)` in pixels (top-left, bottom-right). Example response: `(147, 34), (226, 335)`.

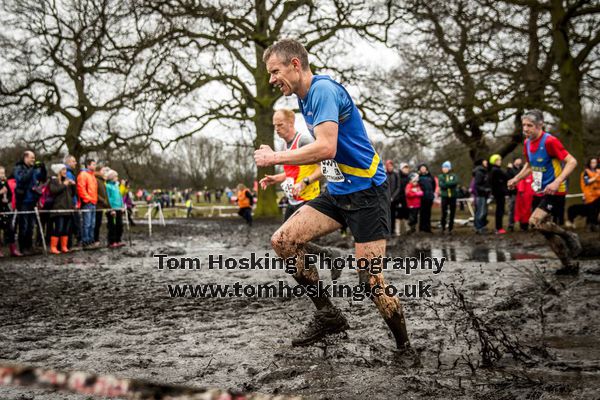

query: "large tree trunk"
(550, 0), (586, 193)
(64, 116), (85, 165)
(252, 36), (280, 218)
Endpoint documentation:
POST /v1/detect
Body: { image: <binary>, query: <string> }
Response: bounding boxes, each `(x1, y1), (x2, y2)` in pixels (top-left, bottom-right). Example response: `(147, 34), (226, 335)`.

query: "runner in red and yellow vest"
(260, 109), (322, 222)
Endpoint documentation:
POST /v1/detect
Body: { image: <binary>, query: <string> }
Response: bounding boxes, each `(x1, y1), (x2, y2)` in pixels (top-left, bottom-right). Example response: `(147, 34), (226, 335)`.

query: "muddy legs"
(355, 241), (411, 349)
(530, 210), (581, 273)
(358, 269), (410, 349)
(270, 206), (410, 349)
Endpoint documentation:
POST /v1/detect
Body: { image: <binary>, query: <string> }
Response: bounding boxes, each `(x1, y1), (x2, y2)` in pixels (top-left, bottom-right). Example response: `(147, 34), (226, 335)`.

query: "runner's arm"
(507, 162), (532, 188)
(255, 122), (338, 166)
(267, 173), (287, 183)
(551, 154), (577, 187)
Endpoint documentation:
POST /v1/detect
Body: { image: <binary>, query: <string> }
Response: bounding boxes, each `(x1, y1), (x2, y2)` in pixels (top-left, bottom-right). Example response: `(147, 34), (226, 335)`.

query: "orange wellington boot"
(49, 236), (61, 254)
(60, 236), (70, 253)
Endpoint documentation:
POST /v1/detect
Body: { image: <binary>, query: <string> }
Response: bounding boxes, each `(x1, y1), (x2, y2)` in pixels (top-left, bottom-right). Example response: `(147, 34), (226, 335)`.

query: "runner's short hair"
(263, 39), (310, 71)
(522, 109), (544, 126)
(275, 109), (295, 122)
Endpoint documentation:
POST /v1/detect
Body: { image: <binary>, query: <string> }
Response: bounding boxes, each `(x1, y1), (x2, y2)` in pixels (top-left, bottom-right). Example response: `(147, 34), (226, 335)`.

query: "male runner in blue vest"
(508, 110), (582, 274)
(255, 39), (409, 350)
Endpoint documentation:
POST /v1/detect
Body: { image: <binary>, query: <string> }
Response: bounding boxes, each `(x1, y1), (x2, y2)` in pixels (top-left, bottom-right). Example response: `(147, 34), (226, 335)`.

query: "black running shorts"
(307, 181), (390, 243)
(532, 194), (565, 218)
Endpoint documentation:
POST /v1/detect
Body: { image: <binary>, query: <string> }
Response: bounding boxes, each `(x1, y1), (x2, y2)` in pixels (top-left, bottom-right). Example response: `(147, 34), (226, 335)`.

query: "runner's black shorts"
(284, 201), (306, 222)
(532, 194), (565, 218)
(307, 181), (390, 243)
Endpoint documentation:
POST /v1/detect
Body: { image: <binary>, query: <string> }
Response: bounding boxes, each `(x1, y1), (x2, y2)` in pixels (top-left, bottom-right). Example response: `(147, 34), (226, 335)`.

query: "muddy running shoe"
(292, 308), (349, 347)
(563, 231), (582, 258)
(555, 262), (579, 275)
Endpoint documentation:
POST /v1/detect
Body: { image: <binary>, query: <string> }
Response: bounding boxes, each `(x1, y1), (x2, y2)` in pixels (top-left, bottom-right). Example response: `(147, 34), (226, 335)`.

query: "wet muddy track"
(1, 218), (599, 399)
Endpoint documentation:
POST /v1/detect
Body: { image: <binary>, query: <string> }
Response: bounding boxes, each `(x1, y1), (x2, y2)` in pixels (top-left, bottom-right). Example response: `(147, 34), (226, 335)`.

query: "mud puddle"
(411, 244), (546, 263)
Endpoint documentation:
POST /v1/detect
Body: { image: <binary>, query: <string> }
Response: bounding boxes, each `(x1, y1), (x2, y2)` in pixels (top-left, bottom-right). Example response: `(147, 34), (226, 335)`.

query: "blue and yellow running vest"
(298, 75), (386, 195)
(525, 132), (566, 194)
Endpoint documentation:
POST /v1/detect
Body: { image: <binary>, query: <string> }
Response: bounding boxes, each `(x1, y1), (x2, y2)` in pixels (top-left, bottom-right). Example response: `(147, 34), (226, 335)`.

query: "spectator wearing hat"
(489, 154), (508, 234)
(105, 169), (125, 248)
(438, 161), (459, 234)
(48, 164), (76, 254)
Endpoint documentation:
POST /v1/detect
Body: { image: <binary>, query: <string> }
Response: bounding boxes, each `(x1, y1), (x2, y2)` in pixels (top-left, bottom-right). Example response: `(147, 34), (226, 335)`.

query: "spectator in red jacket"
(515, 174), (535, 230)
(0, 166), (21, 257)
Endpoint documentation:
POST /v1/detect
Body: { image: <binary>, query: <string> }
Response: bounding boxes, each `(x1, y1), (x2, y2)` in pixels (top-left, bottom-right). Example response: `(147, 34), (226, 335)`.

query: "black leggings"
(238, 207), (252, 226)
(51, 215), (71, 236)
(493, 194), (505, 230)
(0, 214), (15, 244)
(107, 210), (123, 244)
(419, 198), (433, 232)
(588, 197), (600, 226)
(408, 208), (419, 227)
(441, 197), (457, 231)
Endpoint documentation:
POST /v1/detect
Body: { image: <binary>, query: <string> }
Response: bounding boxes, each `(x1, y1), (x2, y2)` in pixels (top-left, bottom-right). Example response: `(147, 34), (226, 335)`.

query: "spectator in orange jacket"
(236, 183), (253, 227)
(581, 157), (600, 231)
(77, 159), (98, 249)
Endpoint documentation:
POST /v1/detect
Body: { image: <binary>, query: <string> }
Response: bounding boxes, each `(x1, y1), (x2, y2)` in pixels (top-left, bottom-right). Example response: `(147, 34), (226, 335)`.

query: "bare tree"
(363, 0), (539, 161)
(0, 0), (170, 162)
(178, 136), (228, 188)
(504, 0), (600, 177)
(365, 0), (598, 172)
(140, 0), (399, 216)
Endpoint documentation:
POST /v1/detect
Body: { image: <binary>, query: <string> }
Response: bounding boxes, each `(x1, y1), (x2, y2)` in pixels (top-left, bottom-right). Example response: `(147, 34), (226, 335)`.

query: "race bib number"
(321, 159), (345, 182)
(281, 177), (295, 200)
(532, 171), (543, 192)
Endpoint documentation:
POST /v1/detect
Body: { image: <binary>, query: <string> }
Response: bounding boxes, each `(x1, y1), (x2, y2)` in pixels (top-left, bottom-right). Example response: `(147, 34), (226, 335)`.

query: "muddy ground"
(0, 218), (599, 399)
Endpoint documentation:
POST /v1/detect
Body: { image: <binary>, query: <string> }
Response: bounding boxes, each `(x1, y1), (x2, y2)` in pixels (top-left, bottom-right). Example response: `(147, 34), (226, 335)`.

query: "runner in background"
(259, 109), (321, 222)
(260, 109), (343, 281)
(236, 183), (253, 227)
(508, 109), (581, 274)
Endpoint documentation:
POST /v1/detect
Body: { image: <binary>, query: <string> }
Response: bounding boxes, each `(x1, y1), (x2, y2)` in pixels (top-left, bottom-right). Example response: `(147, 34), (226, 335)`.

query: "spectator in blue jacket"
(14, 151), (46, 254)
